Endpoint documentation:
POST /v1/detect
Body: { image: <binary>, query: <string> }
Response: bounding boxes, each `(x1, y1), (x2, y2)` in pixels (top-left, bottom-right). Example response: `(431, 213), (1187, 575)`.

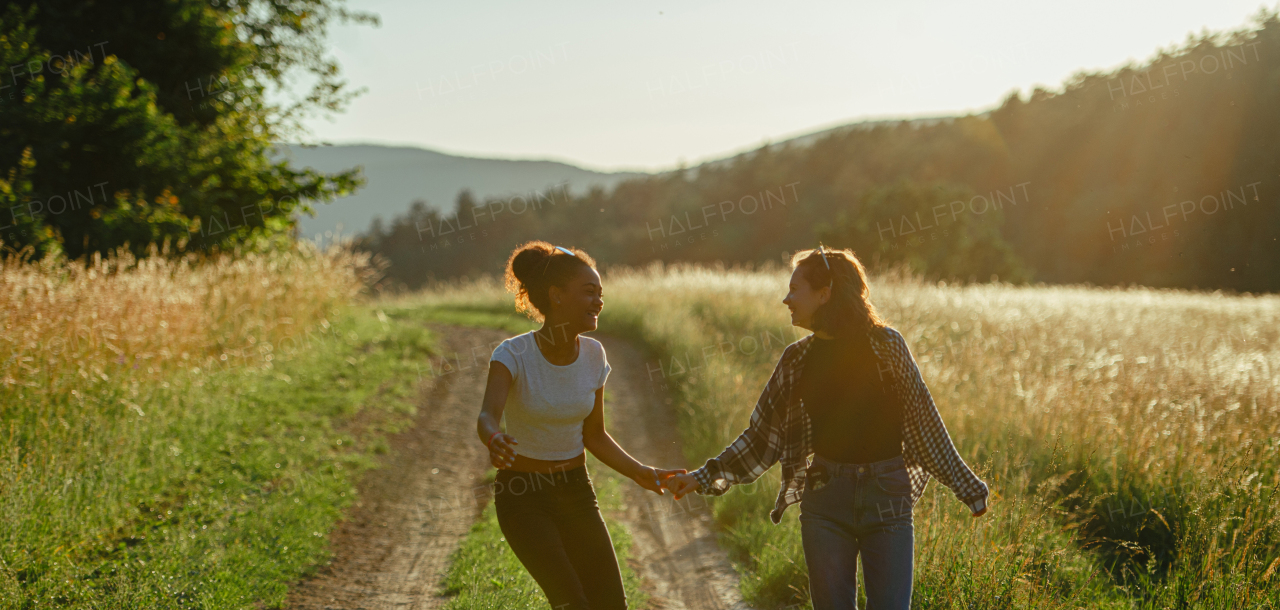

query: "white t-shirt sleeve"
(491, 340), (519, 380)
(598, 345), (611, 389)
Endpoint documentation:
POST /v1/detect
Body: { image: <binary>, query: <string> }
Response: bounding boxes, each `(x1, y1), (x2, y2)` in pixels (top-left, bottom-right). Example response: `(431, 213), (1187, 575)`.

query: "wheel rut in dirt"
(287, 324), (504, 610)
(596, 335), (752, 610)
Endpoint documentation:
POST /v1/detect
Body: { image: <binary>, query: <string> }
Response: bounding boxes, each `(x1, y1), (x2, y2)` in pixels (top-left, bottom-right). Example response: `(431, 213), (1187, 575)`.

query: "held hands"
(662, 472), (700, 500)
(632, 465), (686, 496)
(488, 433), (518, 469)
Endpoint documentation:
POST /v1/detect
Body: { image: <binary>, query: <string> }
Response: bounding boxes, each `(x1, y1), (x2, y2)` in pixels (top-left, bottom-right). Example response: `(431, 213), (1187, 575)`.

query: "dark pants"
(493, 466), (628, 610)
(800, 452), (914, 610)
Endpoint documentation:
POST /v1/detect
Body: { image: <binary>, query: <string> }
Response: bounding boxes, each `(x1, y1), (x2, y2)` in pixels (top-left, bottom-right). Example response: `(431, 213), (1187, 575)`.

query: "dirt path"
(286, 324), (504, 610)
(595, 336), (752, 610)
(286, 325), (750, 610)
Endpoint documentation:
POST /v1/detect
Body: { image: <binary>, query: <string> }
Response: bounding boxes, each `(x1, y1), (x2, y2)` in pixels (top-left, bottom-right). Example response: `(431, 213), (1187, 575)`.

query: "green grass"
(383, 302), (538, 335)
(0, 307), (436, 609)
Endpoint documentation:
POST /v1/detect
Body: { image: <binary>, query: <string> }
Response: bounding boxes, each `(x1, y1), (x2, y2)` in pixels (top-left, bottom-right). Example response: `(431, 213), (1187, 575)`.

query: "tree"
(816, 181), (1032, 283)
(0, 0), (378, 258)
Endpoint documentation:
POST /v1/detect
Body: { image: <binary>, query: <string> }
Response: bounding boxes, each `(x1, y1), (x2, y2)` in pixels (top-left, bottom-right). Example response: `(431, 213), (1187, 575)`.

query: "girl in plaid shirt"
(664, 247), (990, 610)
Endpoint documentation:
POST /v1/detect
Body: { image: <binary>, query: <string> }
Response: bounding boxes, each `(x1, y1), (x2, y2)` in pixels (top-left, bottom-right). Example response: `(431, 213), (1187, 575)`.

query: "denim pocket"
(874, 465), (911, 496)
(803, 462), (834, 496)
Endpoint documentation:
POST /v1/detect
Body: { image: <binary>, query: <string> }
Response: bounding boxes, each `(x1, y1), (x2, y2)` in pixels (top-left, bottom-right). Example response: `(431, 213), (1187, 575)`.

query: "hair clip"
(543, 245), (577, 275)
(817, 244), (834, 287)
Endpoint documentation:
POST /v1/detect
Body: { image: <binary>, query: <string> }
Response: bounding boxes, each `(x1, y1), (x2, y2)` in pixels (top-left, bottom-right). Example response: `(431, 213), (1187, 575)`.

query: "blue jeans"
(800, 452), (914, 610)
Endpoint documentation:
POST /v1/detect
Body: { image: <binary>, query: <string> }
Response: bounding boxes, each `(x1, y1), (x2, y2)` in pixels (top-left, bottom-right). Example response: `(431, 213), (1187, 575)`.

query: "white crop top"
(489, 331), (611, 460)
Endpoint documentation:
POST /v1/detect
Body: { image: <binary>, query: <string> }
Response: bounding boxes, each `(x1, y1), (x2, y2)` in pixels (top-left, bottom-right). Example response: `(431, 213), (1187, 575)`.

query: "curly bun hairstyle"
(504, 241), (598, 322)
(790, 247), (887, 338)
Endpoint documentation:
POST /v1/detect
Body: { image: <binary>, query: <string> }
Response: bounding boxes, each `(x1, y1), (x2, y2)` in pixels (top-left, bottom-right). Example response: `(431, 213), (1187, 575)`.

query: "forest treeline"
(360, 11), (1280, 293)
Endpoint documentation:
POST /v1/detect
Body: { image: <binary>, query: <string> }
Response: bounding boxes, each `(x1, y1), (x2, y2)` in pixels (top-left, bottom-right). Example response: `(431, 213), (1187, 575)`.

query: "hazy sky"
(300, 0), (1273, 172)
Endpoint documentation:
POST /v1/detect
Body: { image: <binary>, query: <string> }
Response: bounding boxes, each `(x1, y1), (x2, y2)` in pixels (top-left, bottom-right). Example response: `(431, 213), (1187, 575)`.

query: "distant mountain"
(276, 144), (646, 240)
(278, 118), (952, 241)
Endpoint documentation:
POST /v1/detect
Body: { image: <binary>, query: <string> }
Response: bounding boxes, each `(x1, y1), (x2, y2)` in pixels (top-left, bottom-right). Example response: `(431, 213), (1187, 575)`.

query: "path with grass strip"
(286, 324), (500, 609)
(593, 335), (753, 610)
(286, 325), (751, 609)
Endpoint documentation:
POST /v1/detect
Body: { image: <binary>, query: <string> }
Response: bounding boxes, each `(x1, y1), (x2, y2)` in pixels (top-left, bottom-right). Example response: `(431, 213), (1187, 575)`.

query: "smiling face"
(547, 265), (604, 333)
(783, 266), (829, 332)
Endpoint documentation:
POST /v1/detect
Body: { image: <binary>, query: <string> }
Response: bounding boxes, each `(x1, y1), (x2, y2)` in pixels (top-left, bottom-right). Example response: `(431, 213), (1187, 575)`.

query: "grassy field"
(0, 245), (436, 609)
(406, 262), (1280, 610)
(8, 248), (1276, 609)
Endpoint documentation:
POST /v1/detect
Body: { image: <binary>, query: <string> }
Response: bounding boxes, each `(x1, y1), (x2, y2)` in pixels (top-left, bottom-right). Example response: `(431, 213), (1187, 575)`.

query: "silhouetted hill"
(278, 115), (960, 243)
(276, 144), (646, 240)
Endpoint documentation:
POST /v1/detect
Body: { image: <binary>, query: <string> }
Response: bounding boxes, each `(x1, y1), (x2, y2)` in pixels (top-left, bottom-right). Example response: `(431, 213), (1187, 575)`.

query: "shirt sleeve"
(690, 345), (792, 496)
(884, 328), (989, 514)
(598, 348), (611, 389)
(490, 339), (519, 381)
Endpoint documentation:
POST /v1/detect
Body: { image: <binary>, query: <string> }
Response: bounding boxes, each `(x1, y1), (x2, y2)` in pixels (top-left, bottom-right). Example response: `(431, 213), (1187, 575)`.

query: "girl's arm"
(672, 344), (795, 499)
(582, 387), (684, 495)
(884, 328), (989, 515)
(477, 362), (517, 468)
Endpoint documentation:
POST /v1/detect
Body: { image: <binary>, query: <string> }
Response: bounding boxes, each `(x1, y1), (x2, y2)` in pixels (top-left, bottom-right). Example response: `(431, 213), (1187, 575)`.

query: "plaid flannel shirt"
(690, 326), (990, 524)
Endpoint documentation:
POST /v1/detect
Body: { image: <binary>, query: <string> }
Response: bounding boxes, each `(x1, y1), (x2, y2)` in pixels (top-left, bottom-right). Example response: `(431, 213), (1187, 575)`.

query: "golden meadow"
(5, 245), (1277, 608)
(0, 245), (440, 607)
(404, 262), (1280, 609)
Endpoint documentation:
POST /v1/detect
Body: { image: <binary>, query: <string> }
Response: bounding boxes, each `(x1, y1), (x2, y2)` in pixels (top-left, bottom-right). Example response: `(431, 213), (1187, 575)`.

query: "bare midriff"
(503, 451), (586, 473)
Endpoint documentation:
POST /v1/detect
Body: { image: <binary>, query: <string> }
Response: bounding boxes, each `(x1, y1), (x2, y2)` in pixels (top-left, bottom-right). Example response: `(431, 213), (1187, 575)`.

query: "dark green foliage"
(0, 0), (375, 258)
(817, 181), (1033, 283)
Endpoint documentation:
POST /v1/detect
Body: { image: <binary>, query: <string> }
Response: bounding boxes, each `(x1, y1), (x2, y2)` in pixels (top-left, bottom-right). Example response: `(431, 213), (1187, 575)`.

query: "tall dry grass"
(2, 243), (375, 388)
